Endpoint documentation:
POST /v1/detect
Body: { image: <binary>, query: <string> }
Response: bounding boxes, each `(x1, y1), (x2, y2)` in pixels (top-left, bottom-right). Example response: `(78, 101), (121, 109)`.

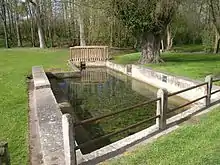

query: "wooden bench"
(69, 46), (109, 62)
(0, 142), (10, 165)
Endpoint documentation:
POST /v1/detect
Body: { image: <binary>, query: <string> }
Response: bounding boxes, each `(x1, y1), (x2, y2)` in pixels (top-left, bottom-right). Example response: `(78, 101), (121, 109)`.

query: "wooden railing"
(70, 46), (109, 62)
(62, 75), (220, 165)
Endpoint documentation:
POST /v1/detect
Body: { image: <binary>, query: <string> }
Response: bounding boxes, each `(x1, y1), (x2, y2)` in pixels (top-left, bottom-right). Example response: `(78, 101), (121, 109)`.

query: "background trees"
(0, 0), (134, 48)
(0, 0), (219, 56)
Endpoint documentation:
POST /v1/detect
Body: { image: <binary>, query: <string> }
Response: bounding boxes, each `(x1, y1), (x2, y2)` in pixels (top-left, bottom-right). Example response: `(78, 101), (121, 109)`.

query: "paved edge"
(32, 66), (65, 165)
(28, 80), (43, 165)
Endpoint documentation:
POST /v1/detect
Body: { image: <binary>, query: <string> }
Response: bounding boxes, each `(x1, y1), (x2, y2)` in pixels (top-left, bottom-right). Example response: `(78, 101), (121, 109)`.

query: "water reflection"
(55, 68), (188, 154)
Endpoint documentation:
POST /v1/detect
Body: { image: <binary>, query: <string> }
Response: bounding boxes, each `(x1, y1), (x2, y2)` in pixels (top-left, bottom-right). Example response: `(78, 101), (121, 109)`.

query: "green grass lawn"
(113, 52), (220, 80)
(0, 48), (68, 165)
(172, 44), (205, 53)
(106, 107), (220, 165)
(1, 47), (220, 164)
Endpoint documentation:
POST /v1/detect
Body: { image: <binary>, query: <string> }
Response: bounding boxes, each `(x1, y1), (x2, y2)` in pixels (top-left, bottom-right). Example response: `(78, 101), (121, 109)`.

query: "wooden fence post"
(205, 75), (213, 106)
(62, 114), (77, 165)
(0, 141), (10, 165)
(156, 88), (168, 130)
(69, 48), (72, 61)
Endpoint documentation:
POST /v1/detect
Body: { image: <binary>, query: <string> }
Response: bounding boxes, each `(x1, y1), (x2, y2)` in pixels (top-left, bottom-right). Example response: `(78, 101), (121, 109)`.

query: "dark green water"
(51, 68), (189, 154)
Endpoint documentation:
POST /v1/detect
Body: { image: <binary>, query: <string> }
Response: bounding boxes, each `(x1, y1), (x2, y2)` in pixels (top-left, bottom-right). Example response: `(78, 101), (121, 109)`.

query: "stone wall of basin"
(131, 65), (205, 102)
(105, 61), (220, 103)
(106, 61), (128, 75)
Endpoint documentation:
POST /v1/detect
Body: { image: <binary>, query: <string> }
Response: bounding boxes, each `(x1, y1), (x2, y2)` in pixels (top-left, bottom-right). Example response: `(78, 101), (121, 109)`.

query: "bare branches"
(27, 0), (37, 6)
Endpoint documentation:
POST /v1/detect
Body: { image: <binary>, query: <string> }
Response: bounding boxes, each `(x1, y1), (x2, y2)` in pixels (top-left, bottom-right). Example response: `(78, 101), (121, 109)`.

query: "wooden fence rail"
(70, 46), (109, 62)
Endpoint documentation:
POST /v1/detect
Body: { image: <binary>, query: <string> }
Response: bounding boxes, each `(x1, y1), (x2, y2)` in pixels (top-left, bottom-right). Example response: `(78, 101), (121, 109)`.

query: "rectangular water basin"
(50, 67), (190, 154)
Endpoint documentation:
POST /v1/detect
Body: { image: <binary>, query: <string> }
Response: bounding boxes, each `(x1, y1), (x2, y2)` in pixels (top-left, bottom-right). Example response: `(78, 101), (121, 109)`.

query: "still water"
(51, 68), (189, 154)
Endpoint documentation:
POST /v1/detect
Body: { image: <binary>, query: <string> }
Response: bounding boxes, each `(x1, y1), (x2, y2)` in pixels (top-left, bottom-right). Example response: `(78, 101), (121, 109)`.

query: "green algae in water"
(56, 68), (189, 154)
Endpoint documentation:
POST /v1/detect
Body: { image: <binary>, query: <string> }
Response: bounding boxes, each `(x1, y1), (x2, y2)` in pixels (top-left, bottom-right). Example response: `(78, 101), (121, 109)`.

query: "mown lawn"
(113, 52), (220, 80)
(172, 44), (205, 53)
(106, 107), (220, 165)
(0, 48), (68, 165)
(1, 48), (220, 165)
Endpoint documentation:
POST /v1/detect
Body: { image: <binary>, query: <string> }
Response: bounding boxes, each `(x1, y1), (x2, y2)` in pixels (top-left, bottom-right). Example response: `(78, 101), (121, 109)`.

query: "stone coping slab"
(34, 87), (65, 165)
(32, 66), (50, 90)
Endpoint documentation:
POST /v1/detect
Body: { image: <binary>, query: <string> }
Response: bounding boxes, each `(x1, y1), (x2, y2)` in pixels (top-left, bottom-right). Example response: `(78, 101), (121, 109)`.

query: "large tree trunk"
(139, 32), (162, 64)
(166, 24), (173, 51)
(214, 29), (220, 54)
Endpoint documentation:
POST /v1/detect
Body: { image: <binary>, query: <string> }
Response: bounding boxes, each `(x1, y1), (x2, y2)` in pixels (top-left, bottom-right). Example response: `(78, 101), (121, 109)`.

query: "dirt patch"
(185, 116), (200, 125)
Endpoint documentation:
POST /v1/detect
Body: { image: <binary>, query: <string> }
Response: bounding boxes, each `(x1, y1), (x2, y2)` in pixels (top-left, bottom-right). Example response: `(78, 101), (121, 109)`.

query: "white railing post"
(62, 114), (77, 165)
(156, 88), (168, 130)
(205, 75), (213, 106)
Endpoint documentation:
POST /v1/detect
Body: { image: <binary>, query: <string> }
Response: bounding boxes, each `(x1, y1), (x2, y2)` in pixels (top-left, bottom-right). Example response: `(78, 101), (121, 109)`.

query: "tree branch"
(28, 0), (37, 6)
(209, 0), (217, 24)
(0, 0), (6, 21)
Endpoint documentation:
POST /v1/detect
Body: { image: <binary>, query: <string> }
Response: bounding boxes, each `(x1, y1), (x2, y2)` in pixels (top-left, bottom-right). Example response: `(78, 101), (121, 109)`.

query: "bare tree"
(14, 0), (22, 47)
(27, 2), (35, 47)
(28, 0), (46, 48)
(75, 0), (86, 46)
(166, 24), (173, 50)
(0, 0), (9, 48)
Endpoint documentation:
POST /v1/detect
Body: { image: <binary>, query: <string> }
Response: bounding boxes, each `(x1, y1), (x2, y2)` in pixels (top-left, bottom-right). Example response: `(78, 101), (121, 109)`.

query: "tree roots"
(138, 56), (164, 64)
